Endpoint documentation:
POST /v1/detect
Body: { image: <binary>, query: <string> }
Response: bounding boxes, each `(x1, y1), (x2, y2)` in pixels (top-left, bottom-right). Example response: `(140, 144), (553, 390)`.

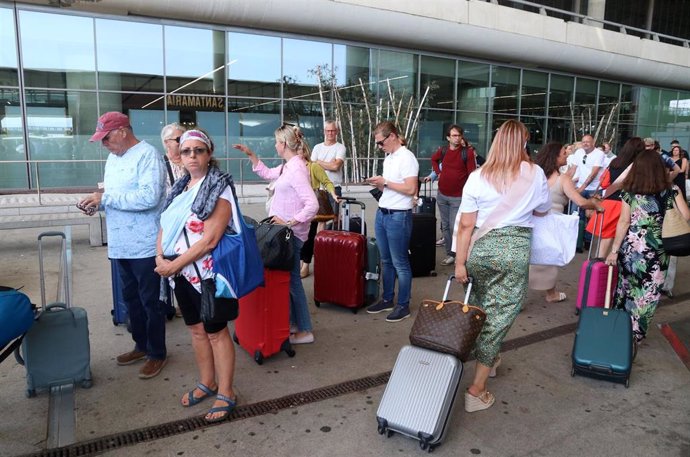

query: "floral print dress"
(613, 189), (673, 342)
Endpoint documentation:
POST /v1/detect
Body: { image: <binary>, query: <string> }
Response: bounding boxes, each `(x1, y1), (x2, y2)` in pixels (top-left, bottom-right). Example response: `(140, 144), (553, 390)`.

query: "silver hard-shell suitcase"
(376, 345), (462, 452)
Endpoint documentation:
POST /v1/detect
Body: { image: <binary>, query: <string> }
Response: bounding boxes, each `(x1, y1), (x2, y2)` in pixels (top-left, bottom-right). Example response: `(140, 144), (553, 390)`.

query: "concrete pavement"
(1, 191), (689, 457)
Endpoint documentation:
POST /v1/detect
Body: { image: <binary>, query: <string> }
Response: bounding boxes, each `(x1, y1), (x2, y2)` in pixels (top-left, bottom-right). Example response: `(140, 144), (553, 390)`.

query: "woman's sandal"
(546, 292), (567, 303)
(181, 383), (217, 407)
(205, 393), (237, 423)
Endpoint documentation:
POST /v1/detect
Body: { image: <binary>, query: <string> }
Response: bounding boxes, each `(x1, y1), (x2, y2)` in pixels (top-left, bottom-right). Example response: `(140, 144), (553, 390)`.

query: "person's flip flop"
(181, 383), (217, 407)
(546, 292), (567, 303)
(205, 393), (237, 423)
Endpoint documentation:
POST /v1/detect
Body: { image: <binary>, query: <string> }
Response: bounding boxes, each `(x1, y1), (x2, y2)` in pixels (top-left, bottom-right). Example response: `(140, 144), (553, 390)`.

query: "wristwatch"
(383, 179), (388, 188)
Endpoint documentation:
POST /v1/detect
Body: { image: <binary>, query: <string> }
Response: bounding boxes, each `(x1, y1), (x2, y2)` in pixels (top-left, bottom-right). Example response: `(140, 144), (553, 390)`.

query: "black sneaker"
(366, 299), (394, 314)
(385, 305), (410, 322)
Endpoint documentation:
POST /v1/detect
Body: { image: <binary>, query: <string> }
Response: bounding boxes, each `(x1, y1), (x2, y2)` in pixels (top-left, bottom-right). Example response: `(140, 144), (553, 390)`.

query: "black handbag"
(255, 217), (294, 271)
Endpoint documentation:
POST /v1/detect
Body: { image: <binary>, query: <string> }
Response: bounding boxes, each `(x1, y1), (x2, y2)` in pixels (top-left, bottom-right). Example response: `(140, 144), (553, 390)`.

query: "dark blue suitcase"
(571, 265), (633, 387)
(110, 260), (175, 329)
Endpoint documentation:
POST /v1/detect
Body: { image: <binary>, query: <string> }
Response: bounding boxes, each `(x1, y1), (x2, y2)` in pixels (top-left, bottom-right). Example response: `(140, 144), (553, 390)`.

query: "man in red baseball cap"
(79, 111), (168, 380)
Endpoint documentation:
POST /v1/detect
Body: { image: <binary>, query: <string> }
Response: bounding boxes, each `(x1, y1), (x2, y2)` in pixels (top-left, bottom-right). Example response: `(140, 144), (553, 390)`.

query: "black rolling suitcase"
(409, 209), (437, 277)
(417, 180), (436, 216)
(20, 231), (92, 397)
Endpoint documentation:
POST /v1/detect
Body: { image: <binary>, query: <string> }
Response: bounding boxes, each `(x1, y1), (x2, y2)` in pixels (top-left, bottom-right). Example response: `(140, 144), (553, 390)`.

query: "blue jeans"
(115, 257), (167, 360)
(289, 236), (312, 332)
(375, 209), (413, 308)
(571, 189), (595, 243)
(437, 192), (462, 257)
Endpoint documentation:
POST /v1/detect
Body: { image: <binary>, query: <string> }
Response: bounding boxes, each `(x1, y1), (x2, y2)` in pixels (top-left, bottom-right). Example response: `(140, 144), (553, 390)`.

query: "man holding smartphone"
(79, 111), (167, 380)
(430, 124), (478, 266)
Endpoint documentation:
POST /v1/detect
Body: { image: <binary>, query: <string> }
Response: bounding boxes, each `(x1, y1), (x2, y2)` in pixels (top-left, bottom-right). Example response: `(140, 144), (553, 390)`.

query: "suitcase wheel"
(81, 379), (93, 389)
(26, 389), (36, 398)
(232, 332), (239, 345)
(574, 307), (580, 316)
(430, 270), (437, 277)
(112, 316), (118, 326)
(314, 300), (321, 308)
(571, 367), (576, 377)
(254, 351), (264, 365)
(281, 340), (296, 358)
(351, 308), (358, 315)
(625, 378), (630, 388)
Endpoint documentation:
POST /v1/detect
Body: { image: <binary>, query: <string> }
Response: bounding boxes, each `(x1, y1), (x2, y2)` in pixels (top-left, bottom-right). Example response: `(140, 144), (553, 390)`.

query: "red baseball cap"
(89, 112), (131, 142)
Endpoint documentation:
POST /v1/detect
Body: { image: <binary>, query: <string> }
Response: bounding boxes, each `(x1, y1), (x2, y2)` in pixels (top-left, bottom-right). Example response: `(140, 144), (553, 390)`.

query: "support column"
(585, 0), (606, 28)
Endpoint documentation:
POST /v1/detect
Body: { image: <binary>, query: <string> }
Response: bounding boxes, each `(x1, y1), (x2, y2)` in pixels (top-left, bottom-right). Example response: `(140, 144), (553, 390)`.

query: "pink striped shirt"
(253, 155), (318, 241)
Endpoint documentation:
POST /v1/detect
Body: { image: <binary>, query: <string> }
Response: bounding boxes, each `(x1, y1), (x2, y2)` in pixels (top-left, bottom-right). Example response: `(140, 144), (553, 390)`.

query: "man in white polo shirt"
(311, 120), (346, 200)
(571, 134), (605, 246)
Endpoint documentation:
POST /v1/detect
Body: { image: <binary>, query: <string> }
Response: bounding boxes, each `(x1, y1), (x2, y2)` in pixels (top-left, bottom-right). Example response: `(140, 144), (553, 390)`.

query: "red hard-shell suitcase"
(313, 198), (375, 312)
(576, 211), (618, 314)
(234, 269), (295, 364)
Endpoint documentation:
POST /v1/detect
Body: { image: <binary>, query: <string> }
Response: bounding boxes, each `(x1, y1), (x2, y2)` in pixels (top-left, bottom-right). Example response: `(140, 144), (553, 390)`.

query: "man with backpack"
(430, 124), (478, 266)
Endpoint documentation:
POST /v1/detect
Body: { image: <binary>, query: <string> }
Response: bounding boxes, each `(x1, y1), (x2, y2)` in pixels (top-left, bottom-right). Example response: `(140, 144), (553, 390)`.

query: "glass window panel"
(545, 118), (576, 146)
(457, 61), (490, 113)
(228, 99), (281, 183)
(99, 92), (166, 150)
(0, 90), (28, 189)
(548, 74), (573, 119)
(165, 26), (225, 95)
(658, 89), (679, 129)
(283, 38), (332, 101)
(457, 112), (489, 158)
(375, 50), (417, 100)
(491, 66), (520, 116)
(23, 90), (101, 188)
(521, 116), (546, 154)
(635, 87), (661, 127)
(228, 32), (281, 98)
(420, 56), (455, 109)
(573, 78), (598, 135)
(598, 81), (620, 112)
(416, 110), (454, 175)
(96, 19), (164, 92)
(618, 85), (637, 126)
(333, 44), (371, 103)
(0, 8), (18, 86)
(669, 90), (690, 148)
(521, 70), (547, 117)
(19, 11), (96, 90)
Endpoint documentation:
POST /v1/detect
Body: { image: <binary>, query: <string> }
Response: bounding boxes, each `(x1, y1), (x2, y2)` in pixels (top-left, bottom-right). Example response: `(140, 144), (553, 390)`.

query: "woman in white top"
(454, 120), (551, 413)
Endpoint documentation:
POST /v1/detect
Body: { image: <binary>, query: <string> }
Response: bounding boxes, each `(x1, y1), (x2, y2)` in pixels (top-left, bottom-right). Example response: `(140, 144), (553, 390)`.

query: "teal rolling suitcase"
(20, 232), (92, 397)
(571, 265), (633, 387)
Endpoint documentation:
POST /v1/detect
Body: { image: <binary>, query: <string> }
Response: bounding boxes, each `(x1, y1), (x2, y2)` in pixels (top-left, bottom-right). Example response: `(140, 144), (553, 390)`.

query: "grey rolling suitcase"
(376, 345), (462, 452)
(20, 231), (92, 397)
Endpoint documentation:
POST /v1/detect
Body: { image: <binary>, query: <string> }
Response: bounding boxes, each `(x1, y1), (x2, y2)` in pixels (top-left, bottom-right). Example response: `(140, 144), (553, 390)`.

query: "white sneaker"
(435, 237), (445, 246)
(440, 256), (455, 266)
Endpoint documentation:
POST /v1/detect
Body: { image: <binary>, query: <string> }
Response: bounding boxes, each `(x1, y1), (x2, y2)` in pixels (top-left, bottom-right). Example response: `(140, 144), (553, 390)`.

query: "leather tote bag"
(409, 276), (486, 362)
(313, 189), (335, 222)
(662, 196), (690, 256)
(255, 217), (294, 270)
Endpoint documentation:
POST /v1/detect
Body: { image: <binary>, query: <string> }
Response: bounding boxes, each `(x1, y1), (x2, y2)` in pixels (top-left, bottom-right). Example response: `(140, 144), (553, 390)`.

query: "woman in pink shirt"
(233, 124), (318, 344)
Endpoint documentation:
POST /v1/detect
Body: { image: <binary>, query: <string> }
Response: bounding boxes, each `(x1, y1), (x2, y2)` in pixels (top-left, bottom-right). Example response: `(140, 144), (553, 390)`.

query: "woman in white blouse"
(453, 120), (551, 413)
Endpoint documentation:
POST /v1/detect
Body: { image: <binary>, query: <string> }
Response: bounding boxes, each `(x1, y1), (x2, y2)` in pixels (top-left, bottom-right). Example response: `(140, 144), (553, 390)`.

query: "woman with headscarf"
(155, 128), (239, 423)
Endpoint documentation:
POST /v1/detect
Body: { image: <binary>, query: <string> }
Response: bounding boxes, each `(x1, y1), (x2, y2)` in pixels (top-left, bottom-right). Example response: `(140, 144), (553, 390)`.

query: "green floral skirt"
(467, 226), (531, 367)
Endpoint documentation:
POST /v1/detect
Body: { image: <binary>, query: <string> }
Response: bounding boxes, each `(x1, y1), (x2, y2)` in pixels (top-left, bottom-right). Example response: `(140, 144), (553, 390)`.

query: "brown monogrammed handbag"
(409, 276), (486, 362)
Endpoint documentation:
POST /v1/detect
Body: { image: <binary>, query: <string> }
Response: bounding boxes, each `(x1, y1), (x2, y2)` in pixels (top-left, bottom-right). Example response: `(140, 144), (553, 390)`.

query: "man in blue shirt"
(80, 112), (167, 379)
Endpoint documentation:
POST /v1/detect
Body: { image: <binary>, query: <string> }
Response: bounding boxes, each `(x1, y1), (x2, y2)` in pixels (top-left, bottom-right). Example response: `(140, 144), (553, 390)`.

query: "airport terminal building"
(1, 0), (689, 191)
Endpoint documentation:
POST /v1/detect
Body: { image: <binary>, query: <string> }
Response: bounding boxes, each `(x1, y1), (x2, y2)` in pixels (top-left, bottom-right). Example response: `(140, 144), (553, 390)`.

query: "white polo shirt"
(572, 147), (605, 190)
(378, 145), (419, 210)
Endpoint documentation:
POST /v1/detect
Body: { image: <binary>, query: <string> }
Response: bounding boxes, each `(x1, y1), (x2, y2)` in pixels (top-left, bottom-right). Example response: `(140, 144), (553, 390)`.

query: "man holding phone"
(430, 124), (478, 266)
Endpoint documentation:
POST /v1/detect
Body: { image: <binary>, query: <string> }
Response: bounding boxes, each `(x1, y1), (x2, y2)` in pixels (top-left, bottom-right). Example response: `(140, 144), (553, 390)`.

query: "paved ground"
(1, 192), (689, 457)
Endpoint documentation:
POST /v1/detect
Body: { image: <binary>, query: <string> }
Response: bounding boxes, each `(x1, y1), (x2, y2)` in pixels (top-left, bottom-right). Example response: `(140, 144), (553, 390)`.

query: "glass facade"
(1, 4), (688, 191)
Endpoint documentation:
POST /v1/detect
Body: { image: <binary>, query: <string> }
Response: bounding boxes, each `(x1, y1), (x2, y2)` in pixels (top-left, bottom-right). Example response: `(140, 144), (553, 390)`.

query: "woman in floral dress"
(605, 150), (690, 344)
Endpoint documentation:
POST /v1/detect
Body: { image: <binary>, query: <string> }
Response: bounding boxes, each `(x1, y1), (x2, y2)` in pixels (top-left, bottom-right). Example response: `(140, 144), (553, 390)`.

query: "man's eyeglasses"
(164, 137), (181, 144)
(180, 147), (208, 156)
(375, 133), (391, 148)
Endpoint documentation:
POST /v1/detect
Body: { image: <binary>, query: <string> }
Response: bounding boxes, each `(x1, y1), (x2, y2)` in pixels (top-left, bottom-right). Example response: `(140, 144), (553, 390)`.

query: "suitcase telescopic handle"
(37, 231), (66, 240)
(604, 265), (614, 310)
(443, 275), (472, 303)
